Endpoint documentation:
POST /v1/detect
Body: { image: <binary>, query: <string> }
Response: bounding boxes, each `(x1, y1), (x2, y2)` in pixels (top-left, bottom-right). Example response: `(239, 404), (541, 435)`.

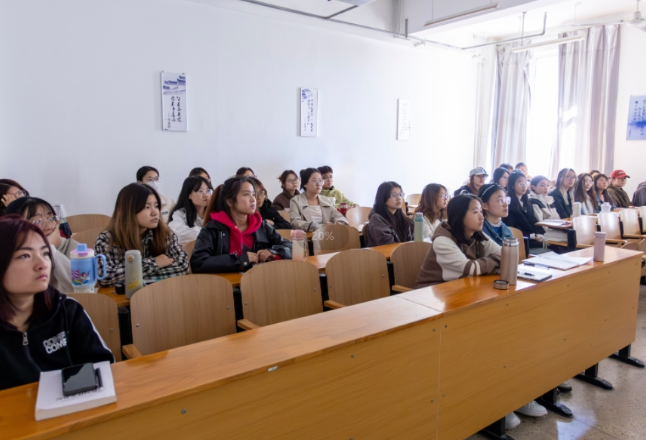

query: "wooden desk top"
(0, 296), (440, 440)
(398, 246), (643, 314)
(305, 243), (402, 272)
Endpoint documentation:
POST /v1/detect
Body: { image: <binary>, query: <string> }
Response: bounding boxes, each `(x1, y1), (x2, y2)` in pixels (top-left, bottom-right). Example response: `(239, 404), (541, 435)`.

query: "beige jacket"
(289, 193), (348, 231)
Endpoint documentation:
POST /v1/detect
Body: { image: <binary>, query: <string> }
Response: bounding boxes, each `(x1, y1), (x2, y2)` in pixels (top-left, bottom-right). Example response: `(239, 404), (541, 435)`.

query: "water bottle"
(572, 202), (582, 218)
(414, 213), (424, 242)
(125, 250), (144, 299)
(593, 231), (606, 262)
(601, 202), (611, 213)
(499, 237), (519, 286)
(70, 244), (107, 293)
(291, 230), (308, 261)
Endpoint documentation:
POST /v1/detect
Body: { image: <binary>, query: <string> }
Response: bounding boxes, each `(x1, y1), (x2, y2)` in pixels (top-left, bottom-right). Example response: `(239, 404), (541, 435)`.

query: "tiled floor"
(466, 284), (646, 440)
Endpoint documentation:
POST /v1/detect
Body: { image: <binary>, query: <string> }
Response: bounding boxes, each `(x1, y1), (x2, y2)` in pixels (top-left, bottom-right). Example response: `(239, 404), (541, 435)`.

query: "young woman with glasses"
(251, 178), (291, 229)
(548, 168), (577, 218)
(4, 197), (77, 293)
(0, 179), (29, 216)
(366, 181), (413, 247)
(272, 170), (301, 210)
(504, 171), (546, 251)
(289, 168), (348, 231)
(168, 176), (213, 246)
(415, 183), (449, 240)
(574, 173), (598, 215)
(478, 184), (513, 246)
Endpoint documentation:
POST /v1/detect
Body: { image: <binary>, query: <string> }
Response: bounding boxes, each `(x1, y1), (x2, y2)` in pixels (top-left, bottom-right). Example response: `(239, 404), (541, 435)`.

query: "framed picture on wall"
(627, 95), (646, 140)
(161, 72), (187, 132)
(300, 88), (318, 137)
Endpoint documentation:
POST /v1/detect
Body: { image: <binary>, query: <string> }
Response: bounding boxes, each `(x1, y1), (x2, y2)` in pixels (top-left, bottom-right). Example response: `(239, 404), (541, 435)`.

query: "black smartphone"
(61, 363), (99, 396)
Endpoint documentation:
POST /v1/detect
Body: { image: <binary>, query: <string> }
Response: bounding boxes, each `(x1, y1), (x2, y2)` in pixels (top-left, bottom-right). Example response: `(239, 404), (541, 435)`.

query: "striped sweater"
(415, 222), (502, 289)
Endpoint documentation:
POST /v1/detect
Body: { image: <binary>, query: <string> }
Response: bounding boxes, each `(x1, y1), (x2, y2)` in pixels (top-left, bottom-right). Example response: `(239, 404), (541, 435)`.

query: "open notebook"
(522, 252), (593, 271)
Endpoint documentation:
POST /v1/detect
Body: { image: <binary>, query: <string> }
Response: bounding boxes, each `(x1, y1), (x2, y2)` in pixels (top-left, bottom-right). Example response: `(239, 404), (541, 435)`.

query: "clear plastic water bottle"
(601, 202), (611, 213)
(414, 213), (424, 242)
(499, 237), (519, 285)
(572, 202), (582, 218)
(125, 250), (143, 299)
(291, 230), (308, 261)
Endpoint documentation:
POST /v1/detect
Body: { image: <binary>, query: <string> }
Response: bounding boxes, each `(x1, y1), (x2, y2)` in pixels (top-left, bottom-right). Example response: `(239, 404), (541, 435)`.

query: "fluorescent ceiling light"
(510, 34), (586, 53)
(424, 3), (501, 29)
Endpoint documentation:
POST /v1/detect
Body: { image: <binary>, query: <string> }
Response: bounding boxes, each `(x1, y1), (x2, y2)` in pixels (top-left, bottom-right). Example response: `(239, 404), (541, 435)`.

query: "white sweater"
(168, 208), (204, 246)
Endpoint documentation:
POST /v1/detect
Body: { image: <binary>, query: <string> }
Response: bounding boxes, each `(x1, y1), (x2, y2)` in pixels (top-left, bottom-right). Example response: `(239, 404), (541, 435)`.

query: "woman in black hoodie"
(503, 171), (546, 252)
(0, 215), (113, 391)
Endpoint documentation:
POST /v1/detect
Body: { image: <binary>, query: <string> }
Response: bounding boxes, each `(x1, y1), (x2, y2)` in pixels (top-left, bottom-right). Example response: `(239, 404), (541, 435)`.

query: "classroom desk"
(2, 247), (641, 440)
(305, 242), (402, 272)
(535, 220), (573, 230)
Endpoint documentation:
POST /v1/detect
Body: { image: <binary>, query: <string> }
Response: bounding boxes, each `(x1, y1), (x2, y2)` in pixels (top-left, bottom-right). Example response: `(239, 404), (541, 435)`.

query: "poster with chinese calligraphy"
(161, 72), (187, 132)
(300, 88), (318, 137)
(397, 99), (411, 141)
(627, 95), (646, 140)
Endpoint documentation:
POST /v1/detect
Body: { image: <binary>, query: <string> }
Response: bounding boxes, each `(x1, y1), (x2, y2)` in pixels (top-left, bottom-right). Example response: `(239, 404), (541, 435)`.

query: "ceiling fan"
(572, 0), (646, 32)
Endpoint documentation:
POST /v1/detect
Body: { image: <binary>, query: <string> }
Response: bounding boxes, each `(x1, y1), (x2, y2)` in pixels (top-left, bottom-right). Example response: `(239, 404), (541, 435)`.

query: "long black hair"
(446, 194), (487, 246)
(373, 181), (413, 242)
(207, 176), (257, 219)
(507, 170), (529, 207)
(489, 167), (509, 189)
(170, 176), (212, 228)
(299, 168), (321, 191)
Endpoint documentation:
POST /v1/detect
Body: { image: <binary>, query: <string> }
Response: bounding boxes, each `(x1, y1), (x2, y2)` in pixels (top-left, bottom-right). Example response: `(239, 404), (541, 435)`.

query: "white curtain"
(551, 25), (621, 177)
(490, 41), (533, 169)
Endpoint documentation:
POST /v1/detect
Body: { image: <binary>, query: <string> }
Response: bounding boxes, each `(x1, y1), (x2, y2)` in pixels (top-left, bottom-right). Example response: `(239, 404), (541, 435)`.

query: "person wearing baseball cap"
(454, 167), (489, 197)
(607, 170), (631, 208)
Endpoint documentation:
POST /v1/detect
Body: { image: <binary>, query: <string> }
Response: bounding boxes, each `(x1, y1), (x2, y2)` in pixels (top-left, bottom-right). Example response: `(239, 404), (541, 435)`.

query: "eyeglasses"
(322, 175), (332, 180)
(197, 189), (213, 196)
(565, 175), (577, 181)
(438, 194), (450, 200)
(31, 216), (61, 227)
(257, 191), (267, 197)
(145, 177), (160, 182)
(390, 192), (405, 199)
(286, 179), (300, 184)
(10, 189), (26, 198)
(309, 180), (324, 185)
(496, 197), (511, 206)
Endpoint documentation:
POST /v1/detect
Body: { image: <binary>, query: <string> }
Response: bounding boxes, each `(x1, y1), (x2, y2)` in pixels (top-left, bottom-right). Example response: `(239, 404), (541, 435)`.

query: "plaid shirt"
(95, 229), (189, 287)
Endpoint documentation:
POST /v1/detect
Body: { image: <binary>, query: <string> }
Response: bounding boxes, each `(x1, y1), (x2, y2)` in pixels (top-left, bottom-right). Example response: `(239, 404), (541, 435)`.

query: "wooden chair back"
(598, 212), (622, 240)
(619, 208), (641, 235)
(240, 260), (322, 327)
(72, 226), (104, 250)
(275, 229), (292, 241)
(182, 240), (196, 259)
(67, 293), (122, 362)
(508, 227), (527, 262)
(406, 193), (422, 206)
(390, 242), (432, 289)
(573, 215), (598, 245)
(344, 207), (371, 226)
(621, 242), (639, 250)
(277, 210), (290, 222)
(130, 275), (236, 356)
(312, 224), (361, 255)
(66, 214), (111, 233)
(326, 249), (390, 306)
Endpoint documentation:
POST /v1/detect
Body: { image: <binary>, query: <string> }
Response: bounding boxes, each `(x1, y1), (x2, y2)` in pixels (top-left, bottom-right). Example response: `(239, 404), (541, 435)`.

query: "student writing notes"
(415, 194), (501, 289)
(366, 182), (413, 247)
(415, 183), (448, 240)
(95, 183), (189, 287)
(0, 216), (113, 391)
(272, 170), (300, 210)
(549, 168), (577, 218)
(136, 166), (175, 223)
(191, 176), (291, 274)
(168, 177), (213, 246)
(289, 168), (348, 231)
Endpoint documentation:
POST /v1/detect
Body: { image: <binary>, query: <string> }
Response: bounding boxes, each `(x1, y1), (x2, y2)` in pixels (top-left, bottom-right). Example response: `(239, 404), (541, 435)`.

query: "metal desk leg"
(575, 363), (613, 390)
(610, 345), (645, 368)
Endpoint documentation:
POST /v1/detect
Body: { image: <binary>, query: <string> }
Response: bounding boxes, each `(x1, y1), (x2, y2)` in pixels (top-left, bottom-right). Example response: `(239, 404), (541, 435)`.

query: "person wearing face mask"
(318, 166), (357, 208)
(415, 194), (501, 289)
(289, 168), (348, 232)
(454, 167), (488, 197)
(272, 170), (301, 211)
(251, 178), (291, 229)
(478, 184), (512, 246)
(415, 184), (449, 240)
(168, 176), (213, 246)
(366, 182), (413, 247)
(95, 183), (188, 287)
(4, 197), (76, 293)
(136, 166), (175, 223)
(504, 171), (546, 251)
(0, 215), (114, 391)
(548, 168), (577, 218)
(190, 176), (292, 274)
(607, 170), (632, 208)
(574, 173), (598, 215)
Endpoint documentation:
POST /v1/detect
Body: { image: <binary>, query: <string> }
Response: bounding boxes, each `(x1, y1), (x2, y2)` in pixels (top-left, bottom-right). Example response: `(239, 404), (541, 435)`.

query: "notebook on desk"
(517, 265), (553, 282)
(522, 252), (593, 271)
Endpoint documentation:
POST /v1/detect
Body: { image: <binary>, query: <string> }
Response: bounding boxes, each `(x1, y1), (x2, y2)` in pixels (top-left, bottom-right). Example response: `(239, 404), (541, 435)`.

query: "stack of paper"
(523, 252), (593, 270)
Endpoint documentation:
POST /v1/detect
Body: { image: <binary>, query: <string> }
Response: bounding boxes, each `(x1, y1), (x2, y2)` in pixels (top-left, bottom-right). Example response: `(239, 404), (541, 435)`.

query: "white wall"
(0, 0), (479, 215)
(613, 25), (646, 198)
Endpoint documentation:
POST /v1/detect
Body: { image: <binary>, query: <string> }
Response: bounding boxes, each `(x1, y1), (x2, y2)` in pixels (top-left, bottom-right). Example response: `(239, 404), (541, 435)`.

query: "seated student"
(191, 176), (291, 273)
(136, 166), (175, 223)
(478, 184), (512, 246)
(633, 179), (646, 207)
(189, 167), (211, 184)
(168, 176), (212, 246)
(95, 183), (189, 287)
(415, 183), (448, 240)
(454, 167), (488, 196)
(0, 215), (114, 391)
(236, 167), (256, 178)
(415, 194), (501, 289)
(504, 171), (545, 250)
(574, 173), (598, 215)
(590, 169), (601, 179)
(0, 179), (29, 216)
(489, 167), (510, 191)
(289, 168), (348, 231)
(515, 162), (530, 178)
(272, 170), (300, 210)
(528, 176), (561, 226)
(548, 168), (577, 218)
(318, 166), (357, 208)
(607, 170), (632, 208)
(499, 163), (514, 173)
(366, 182), (413, 247)
(4, 197), (77, 294)
(593, 173), (615, 211)
(252, 178), (291, 229)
